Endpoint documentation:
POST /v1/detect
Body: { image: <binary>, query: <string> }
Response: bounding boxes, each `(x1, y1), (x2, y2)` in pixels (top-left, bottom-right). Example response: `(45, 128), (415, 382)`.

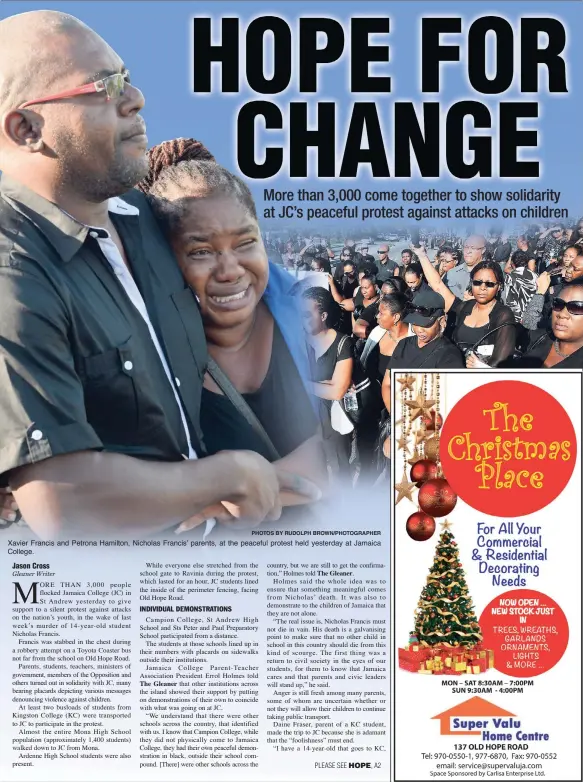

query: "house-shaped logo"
(432, 696), (516, 736)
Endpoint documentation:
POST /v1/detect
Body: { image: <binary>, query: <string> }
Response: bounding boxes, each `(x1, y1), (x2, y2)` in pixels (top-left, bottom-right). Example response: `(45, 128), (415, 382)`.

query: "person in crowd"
(351, 273), (381, 340)
(441, 235), (487, 298)
(310, 255), (332, 274)
(328, 271), (380, 339)
(508, 282), (583, 368)
(329, 259), (360, 334)
(488, 229), (512, 265)
(404, 262), (428, 295)
(0, 11), (320, 538)
(137, 141), (328, 512)
(334, 246), (355, 281)
(570, 217), (583, 248)
(380, 276), (410, 298)
(376, 243), (399, 281)
(511, 235), (537, 270)
(355, 243), (376, 266)
(502, 249), (538, 322)
(564, 245), (583, 284)
(366, 293), (412, 415)
(535, 224), (567, 268)
(415, 248), (516, 367)
(522, 245), (583, 331)
(436, 246), (458, 278)
(389, 290), (465, 375)
(397, 248), (417, 280)
(301, 287), (354, 475)
(282, 240), (298, 270)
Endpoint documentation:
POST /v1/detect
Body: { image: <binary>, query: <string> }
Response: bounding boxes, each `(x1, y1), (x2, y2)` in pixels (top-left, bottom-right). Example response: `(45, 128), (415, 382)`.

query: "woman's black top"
(391, 335), (464, 369)
(450, 298), (516, 366)
(200, 323), (318, 461)
(506, 330), (583, 369)
(309, 332), (354, 438)
(378, 350), (392, 380)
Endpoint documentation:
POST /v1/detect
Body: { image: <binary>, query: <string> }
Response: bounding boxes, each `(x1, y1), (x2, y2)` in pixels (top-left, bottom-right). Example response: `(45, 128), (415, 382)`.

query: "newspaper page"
(0, 2), (582, 782)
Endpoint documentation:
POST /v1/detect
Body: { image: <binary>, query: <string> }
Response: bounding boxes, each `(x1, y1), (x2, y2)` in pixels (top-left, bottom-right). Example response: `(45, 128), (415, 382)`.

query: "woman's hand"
(462, 289), (475, 301)
(537, 271), (551, 295)
(466, 352), (490, 369)
(0, 487), (20, 525)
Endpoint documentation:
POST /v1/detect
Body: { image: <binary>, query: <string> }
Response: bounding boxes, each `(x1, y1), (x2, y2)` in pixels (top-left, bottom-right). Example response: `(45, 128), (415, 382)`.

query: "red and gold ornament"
(405, 511), (436, 542)
(418, 478), (458, 517)
(410, 458), (439, 487)
(422, 410), (443, 431)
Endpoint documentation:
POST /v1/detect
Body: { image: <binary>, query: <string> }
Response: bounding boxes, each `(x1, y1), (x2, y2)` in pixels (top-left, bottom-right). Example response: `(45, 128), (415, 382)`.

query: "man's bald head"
(0, 10), (148, 202)
(462, 234), (487, 267)
(0, 11), (104, 115)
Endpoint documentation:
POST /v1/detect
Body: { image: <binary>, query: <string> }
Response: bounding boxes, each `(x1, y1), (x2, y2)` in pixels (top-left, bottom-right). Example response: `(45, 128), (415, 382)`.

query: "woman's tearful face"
(171, 195), (269, 330)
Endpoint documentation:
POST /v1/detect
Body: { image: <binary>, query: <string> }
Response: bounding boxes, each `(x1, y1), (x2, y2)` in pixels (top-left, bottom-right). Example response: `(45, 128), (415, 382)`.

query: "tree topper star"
(440, 519), (452, 530)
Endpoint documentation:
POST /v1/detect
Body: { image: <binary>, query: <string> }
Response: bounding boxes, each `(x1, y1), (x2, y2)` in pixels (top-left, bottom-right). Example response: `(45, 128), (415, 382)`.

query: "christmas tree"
(413, 522), (482, 648)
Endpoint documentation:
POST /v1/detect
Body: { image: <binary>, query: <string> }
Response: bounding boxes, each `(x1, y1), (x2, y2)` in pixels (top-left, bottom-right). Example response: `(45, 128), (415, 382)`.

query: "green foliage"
(413, 529), (482, 648)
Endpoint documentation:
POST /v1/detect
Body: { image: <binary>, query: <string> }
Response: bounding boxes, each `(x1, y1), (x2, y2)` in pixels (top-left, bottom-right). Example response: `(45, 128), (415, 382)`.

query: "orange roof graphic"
(432, 697), (516, 736)
(433, 696), (516, 719)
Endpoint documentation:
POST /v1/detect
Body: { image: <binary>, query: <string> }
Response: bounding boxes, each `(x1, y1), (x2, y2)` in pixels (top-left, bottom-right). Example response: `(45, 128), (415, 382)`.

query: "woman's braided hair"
(136, 137), (258, 231)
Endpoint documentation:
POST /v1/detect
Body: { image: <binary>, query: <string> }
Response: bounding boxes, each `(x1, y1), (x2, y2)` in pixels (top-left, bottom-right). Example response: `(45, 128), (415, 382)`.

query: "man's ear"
(2, 109), (45, 152)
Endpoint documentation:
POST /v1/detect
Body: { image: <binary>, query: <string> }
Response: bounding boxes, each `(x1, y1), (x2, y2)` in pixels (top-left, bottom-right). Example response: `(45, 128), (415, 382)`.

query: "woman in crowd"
(569, 217), (583, 249)
(522, 245), (583, 331)
(510, 282), (583, 368)
(415, 246), (516, 367)
(380, 276), (410, 298)
(300, 287), (354, 475)
(355, 292), (410, 480)
(352, 272), (381, 339)
(328, 269), (380, 339)
(389, 290), (465, 373)
(137, 139), (328, 510)
(404, 262), (428, 295)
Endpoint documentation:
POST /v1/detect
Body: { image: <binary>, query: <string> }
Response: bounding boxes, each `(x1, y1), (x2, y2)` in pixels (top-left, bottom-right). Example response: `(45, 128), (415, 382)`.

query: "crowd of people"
(270, 223), (583, 486)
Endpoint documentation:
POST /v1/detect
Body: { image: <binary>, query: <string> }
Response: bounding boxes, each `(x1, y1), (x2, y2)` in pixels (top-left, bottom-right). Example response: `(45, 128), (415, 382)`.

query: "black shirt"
(391, 335), (464, 369)
(200, 324), (317, 461)
(310, 332), (354, 437)
(450, 298), (516, 367)
(376, 259), (399, 282)
(507, 331), (583, 368)
(0, 176), (207, 484)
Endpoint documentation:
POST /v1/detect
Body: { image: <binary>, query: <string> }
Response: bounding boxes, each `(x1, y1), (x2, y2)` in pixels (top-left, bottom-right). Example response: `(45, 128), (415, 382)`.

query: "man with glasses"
(442, 235), (487, 298)
(376, 244), (399, 282)
(0, 10), (317, 537)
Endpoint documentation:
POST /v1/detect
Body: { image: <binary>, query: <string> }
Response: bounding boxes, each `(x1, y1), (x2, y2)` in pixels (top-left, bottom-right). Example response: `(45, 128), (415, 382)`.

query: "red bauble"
(405, 511), (436, 542)
(422, 411), (444, 431)
(418, 478), (458, 517)
(410, 459), (439, 488)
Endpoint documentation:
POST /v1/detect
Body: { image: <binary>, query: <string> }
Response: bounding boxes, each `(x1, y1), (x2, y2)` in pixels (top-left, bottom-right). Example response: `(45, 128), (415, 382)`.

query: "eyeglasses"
(472, 279), (498, 289)
(407, 305), (442, 317)
(20, 71), (130, 109)
(552, 297), (583, 316)
(377, 250), (387, 254)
